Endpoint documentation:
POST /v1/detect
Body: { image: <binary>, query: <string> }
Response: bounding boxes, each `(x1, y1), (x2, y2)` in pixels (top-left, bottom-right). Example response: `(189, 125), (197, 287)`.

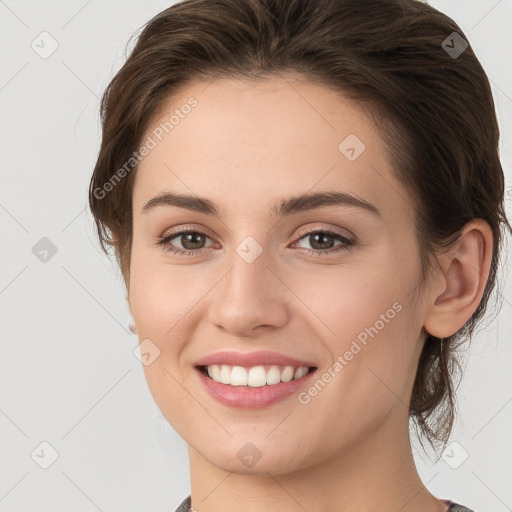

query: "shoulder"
(174, 495), (191, 512)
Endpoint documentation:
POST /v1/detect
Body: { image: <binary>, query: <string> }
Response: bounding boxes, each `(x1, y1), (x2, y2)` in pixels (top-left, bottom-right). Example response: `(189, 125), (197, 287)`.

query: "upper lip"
(195, 350), (317, 368)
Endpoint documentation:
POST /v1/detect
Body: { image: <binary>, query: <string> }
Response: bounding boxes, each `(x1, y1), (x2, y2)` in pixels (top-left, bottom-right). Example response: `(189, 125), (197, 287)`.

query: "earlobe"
(126, 296), (137, 334)
(423, 219), (493, 339)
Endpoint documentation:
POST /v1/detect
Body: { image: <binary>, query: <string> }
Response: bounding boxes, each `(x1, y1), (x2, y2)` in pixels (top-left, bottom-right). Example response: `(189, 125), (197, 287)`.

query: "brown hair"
(89, 0), (511, 455)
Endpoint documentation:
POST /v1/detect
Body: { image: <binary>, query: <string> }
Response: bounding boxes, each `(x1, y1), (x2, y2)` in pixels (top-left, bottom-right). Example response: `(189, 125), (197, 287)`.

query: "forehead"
(133, 75), (410, 222)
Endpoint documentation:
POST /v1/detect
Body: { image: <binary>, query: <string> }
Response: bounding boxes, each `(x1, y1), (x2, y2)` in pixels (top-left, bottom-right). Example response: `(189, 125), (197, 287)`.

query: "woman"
(89, 0), (510, 510)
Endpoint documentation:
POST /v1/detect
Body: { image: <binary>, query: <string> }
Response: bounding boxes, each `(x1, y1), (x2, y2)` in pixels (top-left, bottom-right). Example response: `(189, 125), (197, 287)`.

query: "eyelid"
(160, 223), (354, 244)
(160, 223), (216, 239)
(293, 224), (355, 242)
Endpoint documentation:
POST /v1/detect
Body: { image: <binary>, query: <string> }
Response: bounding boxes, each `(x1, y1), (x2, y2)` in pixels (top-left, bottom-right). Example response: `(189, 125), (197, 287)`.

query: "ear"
(423, 219), (493, 338)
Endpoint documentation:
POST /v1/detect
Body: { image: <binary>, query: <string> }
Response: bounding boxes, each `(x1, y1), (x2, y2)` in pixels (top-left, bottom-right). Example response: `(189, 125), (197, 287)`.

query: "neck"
(187, 407), (447, 512)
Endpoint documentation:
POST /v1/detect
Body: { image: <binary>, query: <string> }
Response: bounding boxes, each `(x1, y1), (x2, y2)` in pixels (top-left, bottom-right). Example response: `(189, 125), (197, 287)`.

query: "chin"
(193, 439), (316, 477)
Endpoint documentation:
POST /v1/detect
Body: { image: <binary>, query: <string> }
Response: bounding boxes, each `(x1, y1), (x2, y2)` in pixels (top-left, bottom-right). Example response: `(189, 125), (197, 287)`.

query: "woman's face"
(128, 75), (431, 474)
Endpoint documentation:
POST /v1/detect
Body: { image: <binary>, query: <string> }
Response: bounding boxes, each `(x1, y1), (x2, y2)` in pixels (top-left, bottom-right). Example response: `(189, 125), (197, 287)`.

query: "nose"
(207, 245), (290, 338)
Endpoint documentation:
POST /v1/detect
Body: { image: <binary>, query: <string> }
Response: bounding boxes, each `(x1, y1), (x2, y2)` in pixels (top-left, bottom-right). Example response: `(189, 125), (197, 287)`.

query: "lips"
(194, 350), (317, 369)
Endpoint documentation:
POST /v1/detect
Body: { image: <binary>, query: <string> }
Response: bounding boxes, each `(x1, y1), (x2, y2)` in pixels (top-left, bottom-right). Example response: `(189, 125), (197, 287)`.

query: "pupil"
(183, 233), (204, 249)
(311, 233), (333, 250)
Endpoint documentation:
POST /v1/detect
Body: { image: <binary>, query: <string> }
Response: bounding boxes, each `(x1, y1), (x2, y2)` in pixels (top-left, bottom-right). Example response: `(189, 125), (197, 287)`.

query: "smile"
(199, 364), (314, 387)
(195, 364), (318, 409)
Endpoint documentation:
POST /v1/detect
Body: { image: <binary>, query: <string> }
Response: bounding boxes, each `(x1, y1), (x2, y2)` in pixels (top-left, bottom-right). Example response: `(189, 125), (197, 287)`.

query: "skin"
(125, 74), (493, 512)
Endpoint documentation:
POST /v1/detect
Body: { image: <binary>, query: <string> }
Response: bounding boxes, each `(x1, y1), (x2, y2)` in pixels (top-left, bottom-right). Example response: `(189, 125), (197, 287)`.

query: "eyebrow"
(141, 190), (381, 218)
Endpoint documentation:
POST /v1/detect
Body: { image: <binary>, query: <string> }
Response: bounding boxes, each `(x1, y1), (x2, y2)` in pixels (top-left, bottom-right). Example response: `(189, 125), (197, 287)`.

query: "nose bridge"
(223, 235), (275, 307)
(224, 218), (273, 284)
(208, 233), (289, 334)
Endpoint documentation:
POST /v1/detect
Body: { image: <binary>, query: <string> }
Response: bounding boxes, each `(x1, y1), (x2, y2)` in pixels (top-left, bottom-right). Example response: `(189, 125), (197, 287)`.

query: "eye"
(157, 228), (216, 256)
(292, 227), (355, 256)
(156, 226), (355, 257)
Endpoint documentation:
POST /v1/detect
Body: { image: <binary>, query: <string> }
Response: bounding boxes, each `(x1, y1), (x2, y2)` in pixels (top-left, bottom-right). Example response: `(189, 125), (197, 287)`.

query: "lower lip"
(195, 367), (317, 409)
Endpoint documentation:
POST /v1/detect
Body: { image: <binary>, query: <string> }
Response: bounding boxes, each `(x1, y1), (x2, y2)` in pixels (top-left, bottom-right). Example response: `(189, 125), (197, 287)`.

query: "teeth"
(220, 365), (231, 384)
(266, 365), (281, 385)
(294, 366), (309, 379)
(281, 366), (294, 382)
(248, 366), (267, 387)
(204, 364), (311, 386)
(231, 366), (248, 386)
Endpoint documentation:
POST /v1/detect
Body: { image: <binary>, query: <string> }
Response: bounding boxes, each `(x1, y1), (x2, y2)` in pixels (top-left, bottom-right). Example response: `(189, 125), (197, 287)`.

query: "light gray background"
(0, 1), (511, 511)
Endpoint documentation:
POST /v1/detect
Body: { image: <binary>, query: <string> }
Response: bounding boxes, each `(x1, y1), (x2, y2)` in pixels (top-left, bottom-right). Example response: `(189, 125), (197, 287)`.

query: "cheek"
(292, 251), (421, 398)
(292, 257), (406, 343)
(129, 246), (203, 434)
(128, 248), (193, 412)
(128, 241), (202, 336)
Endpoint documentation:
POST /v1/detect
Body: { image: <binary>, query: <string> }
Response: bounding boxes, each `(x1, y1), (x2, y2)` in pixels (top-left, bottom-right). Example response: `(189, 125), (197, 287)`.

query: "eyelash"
(156, 226), (355, 257)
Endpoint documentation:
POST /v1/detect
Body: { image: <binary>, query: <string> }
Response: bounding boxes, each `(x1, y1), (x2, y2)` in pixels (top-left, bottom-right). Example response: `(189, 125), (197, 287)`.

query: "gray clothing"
(174, 495), (475, 511)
